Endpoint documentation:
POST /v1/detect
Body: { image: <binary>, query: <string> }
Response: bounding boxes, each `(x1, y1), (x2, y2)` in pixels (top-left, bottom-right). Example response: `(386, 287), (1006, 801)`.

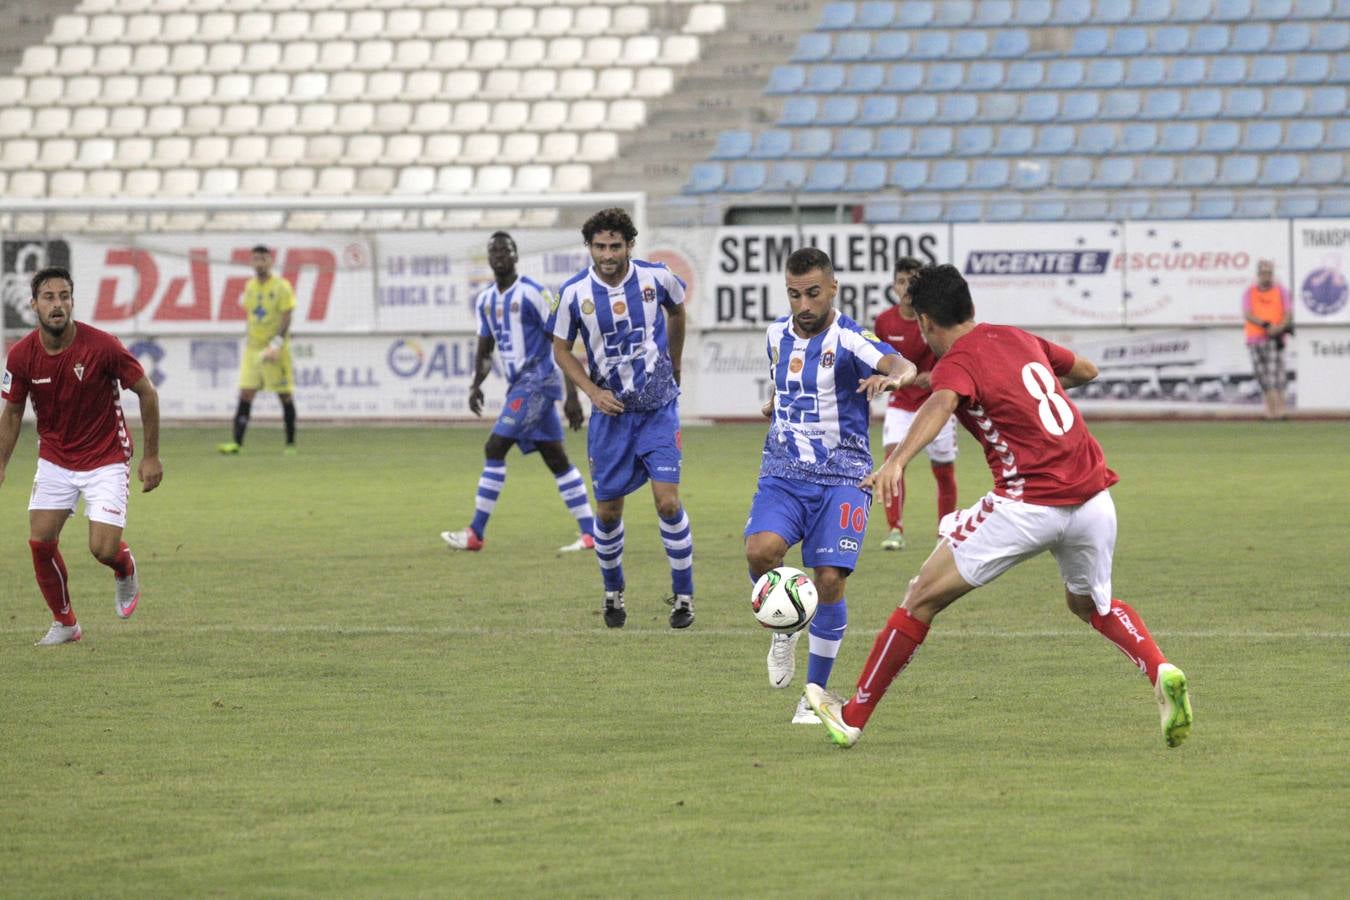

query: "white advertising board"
(1293, 328), (1350, 411)
(1291, 219), (1350, 326)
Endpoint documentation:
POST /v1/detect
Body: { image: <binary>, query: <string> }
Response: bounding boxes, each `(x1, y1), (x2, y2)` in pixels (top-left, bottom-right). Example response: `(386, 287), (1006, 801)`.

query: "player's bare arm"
(856, 353), (918, 400)
(468, 334), (495, 417)
(562, 374), (585, 431)
(862, 388), (960, 507)
(553, 335), (623, 415)
(665, 302), (686, 386)
(0, 400), (24, 488)
(261, 309), (292, 363)
(1057, 355), (1100, 390)
(129, 376), (163, 493)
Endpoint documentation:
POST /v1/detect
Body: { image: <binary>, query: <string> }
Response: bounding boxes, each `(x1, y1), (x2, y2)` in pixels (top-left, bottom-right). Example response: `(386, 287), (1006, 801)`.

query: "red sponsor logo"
(509, 397), (523, 411)
(674, 429), (682, 450)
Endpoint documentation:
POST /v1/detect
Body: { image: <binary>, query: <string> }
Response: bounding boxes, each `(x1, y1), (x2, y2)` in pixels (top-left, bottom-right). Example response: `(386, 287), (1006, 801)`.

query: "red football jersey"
(929, 323), (1118, 506)
(873, 303), (936, 412)
(2, 323), (145, 471)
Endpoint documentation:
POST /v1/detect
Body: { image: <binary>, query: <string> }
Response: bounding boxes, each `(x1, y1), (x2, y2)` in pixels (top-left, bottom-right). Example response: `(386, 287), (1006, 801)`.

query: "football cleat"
(114, 552), (140, 619)
(767, 631), (799, 688)
(36, 622), (82, 646)
(881, 528), (906, 551)
(791, 694), (821, 725)
(441, 528), (483, 551)
(216, 442), (242, 455)
(1155, 663), (1193, 748)
(558, 533), (595, 553)
(603, 590), (626, 628)
(283, 445), (298, 457)
(805, 683), (862, 749)
(668, 594), (694, 629)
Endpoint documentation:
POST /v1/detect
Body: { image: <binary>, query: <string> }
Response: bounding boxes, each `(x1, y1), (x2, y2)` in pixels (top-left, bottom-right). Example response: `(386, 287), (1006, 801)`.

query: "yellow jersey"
(243, 275), (296, 349)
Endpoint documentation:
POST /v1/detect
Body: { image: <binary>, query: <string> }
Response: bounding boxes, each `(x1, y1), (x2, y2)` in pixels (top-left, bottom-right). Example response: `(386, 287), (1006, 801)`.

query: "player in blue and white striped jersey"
(745, 247), (916, 724)
(441, 232), (595, 555)
(549, 208), (695, 630)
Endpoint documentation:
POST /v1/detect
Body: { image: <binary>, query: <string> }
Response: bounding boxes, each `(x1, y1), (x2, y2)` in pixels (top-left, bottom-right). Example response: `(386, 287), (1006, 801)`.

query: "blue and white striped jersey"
(548, 260), (686, 412)
(760, 311), (898, 485)
(475, 275), (562, 397)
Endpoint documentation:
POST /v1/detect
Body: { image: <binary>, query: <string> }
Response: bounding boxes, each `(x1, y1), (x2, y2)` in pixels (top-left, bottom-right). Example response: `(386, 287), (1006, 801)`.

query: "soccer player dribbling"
(805, 265), (1193, 750)
(0, 267), (163, 645)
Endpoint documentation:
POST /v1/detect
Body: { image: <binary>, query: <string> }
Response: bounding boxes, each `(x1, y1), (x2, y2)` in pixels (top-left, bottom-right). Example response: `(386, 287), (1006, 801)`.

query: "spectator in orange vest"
(1242, 259), (1292, 420)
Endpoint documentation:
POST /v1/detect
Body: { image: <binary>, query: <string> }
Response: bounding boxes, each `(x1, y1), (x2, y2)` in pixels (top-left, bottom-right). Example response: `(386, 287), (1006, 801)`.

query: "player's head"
(487, 231), (518, 278)
(1256, 258), (1274, 288)
(251, 245), (274, 279)
(784, 247), (837, 337)
(908, 265), (975, 351)
(893, 256), (924, 318)
(30, 266), (74, 338)
(583, 208), (637, 282)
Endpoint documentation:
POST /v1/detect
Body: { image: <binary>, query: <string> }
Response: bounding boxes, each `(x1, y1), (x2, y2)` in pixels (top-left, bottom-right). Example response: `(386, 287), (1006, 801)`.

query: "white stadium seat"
(107, 106), (148, 136)
(0, 109), (33, 136)
(569, 100), (607, 130)
(344, 134), (383, 164)
(421, 134), (462, 164)
(279, 42), (320, 72)
(499, 8), (536, 36)
(221, 103), (260, 133)
(116, 138), (153, 168)
(614, 5), (651, 33)
(64, 76), (103, 106)
(623, 35), (660, 62)
(26, 77), (64, 105)
(684, 3), (725, 32)
(596, 68), (635, 97)
(86, 14), (126, 44)
(347, 10), (384, 39)
(39, 139), (77, 169)
(375, 102), (413, 132)
(529, 101), (568, 132)
(255, 73), (292, 102)
(585, 37), (623, 66)
(385, 134), (423, 164)
(578, 131), (619, 161)
(206, 43), (246, 73)
(229, 135), (268, 165)
(267, 135), (304, 164)
(306, 134), (344, 162)
(236, 12), (273, 41)
(300, 103), (339, 134)
(328, 71), (365, 100)
(506, 38), (547, 68)
(139, 75), (176, 105)
(198, 13), (236, 41)
(240, 167), (277, 195)
(557, 68), (597, 98)
(145, 105), (184, 136)
(459, 8), (497, 37)
(443, 71), (480, 98)
(168, 44), (207, 74)
(634, 67), (674, 96)
(19, 45), (57, 75)
(277, 166), (315, 194)
(201, 167), (241, 194)
(512, 164), (552, 193)
(177, 74), (213, 104)
(662, 35), (700, 64)
(448, 101), (488, 131)
(395, 166), (435, 194)
(355, 167), (395, 193)
(160, 14), (198, 43)
(243, 42), (283, 73)
(273, 12), (309, 41)
(538, 133), (579, 163)
(7, 172), (45, 198)
(50, 14), (89, 44)
(309, 11), (346, 39)
(216, 73), (251, 103)
(402, 71), (443, 100)
(1, 138), (39, 169)
(124, 14), (163, 42)
(319, 41), (357, 70)
(58, 45), (96, 74)
(70, 107), (110, 137)
(86, 170), (122, 197)
(160, 169), (201, 198)
(100, 75), (138, 105)
(92, 45), (133, 75)
(50, 171), (87, 198)
(518, 69), (558, 98)
(473, 165), (513, 193)
(482, 70), (520, 98)
(193, 136), (231, 166)
(548, 37), (584, 67)
(314, 166), (356, 195)
(366, 71), (404, 100)
(153, 136), (191, 167)
(386, 8), (422, 37)
(436, 165), (474, 194)
(0, 76), (22, 104)
(573, 6), (612, 34)
(124, 169), (161, 197)
(490, 101), (530, 131)
(460, 133), (501, 164)
(77, 138), (117, 168)
(33, 109), (72, 139)
(433, 39), (470, 67)
(423, 9), (459, 36)
(535, 8), (572, 35)
(260, 103), (300, 134)
(610, 99), (647, 129)
(554, 164), (592, 192)
(394, 39), (433, 70)
(501, 133), (542, 163)
(470, 39), (508, 68)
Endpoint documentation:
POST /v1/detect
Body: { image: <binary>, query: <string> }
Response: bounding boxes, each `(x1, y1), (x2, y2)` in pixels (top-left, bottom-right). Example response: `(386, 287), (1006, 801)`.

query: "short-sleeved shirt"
(930, 323), (1118, 506)
(2, 323), (146, 471)
(873, 303), (934, 412)
(475, 275), (562, 399)
(1242, 283), (1289, 345)
(548, 260), (685, 412)
(760, 311), (897, 486)
(243, 275), (296, 349)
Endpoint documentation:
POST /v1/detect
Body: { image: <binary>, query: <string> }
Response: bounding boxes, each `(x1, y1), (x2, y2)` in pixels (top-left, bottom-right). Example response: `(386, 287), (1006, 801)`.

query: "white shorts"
(30, 459), (131, 528)
(939, 489), (1116, 615)
(883, 406), (959, 463)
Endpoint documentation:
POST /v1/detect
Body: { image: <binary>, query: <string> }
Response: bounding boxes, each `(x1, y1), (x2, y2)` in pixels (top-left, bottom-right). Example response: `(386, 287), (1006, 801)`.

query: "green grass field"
(2, 421), (1347, 898)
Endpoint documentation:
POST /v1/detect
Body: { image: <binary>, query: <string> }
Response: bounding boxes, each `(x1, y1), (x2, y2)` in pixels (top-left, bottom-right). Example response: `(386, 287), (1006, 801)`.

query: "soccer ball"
(750, 566), (819, 634)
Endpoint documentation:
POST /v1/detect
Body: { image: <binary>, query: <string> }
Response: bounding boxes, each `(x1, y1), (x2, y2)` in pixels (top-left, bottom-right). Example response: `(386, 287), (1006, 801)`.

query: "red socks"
(107, 541), (135, 579)
(932, 461), (958, 520)
(842, 606), (930, 728)
(885, 471), (906, 531)
(1091, 599), (1167, 684)
(29, 539), (76, 625)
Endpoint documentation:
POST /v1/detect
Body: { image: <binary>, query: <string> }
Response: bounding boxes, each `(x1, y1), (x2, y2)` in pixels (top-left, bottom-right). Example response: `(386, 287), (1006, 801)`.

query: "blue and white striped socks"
(594, 518), (625, 592)
(806, 598), (848, 687)
(660, 508), (694, 597)
(554, 467), (594, 537)
(469, 460), (507, 539)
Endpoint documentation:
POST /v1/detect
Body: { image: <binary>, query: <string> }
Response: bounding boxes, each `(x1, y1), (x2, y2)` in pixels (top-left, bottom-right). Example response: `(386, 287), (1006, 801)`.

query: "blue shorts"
(492, 386), (563, 454)
(587, 399), (681, 501)
(744, 476), (871, 573)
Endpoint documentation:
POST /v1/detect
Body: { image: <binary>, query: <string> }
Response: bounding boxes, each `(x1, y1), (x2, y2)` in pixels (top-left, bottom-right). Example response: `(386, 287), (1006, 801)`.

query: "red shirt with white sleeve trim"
(2, 323), (145, 471)
(873, 303), (935, 412)
(929, 323), (1117, 506)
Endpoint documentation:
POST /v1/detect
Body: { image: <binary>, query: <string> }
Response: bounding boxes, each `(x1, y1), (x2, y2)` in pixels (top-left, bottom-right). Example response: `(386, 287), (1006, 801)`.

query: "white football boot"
(36, 622), (82, 646)
(114, 551), (140, 619)
(805, 683), (862, 749)
(767, 631), (799, 688)
(792, 694), (821, 725)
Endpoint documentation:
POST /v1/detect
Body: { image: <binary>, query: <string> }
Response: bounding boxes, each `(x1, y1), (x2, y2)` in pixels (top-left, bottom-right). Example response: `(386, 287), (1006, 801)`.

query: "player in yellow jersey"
(218, 245), (298, 455)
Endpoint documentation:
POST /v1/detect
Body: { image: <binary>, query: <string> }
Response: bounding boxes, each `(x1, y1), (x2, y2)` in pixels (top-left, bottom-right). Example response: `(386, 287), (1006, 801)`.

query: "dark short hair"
(582, 207), (637, 244)
(488, 231), (517, 253)
(785, 247), (833, 277)
(894, 256), (923, 275)
(31, 266), (72, 298)
(251, 244), (272, 256)
(908, 265), (975, 327)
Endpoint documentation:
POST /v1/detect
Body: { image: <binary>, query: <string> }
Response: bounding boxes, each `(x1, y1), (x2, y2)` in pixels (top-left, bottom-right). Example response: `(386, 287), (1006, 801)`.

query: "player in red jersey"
(0, 267), (163, 645)
(871, 256), (958, 550)
(805, 265), (1192, 749)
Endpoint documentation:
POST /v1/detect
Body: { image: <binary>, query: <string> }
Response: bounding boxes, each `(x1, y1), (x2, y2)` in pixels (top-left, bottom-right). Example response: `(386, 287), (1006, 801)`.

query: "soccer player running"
(0, 267), (163, 645)
(441, 231), (596, 553)
(218, 245), (297, 455)
(872, 256), (959, 551)
(748, 248), (917, 723)
(805, 265), (1193, 749)
(549, 208), (694, 629)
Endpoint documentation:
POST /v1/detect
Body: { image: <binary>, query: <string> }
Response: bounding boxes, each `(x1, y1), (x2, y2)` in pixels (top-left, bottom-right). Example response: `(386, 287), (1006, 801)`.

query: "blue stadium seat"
(987, 199), (1027, 221)
(1191, 25), (1230, 53)
(835, 128), (873, 157)
(1270, 23), (1311, 52)
(1125, 58), (1165, 88)
(765, 161), (808, 190)
(1305, 154), (1345, 185)
(898, 95), (938, 123)
(1085, 59), (1125, 87)
(930, 160), (969, 190)
(993, 125), (1035, 154)
(685, 162), (723, 193)
(912, 31), (951, 59)
(1022, 93), (1060, 122)
(1307, 86), (1347, 117)
(1047, 60), (1085, 88)
(1258, 155), (1300, 186)
(1310, 22), (1349, 51)
(1231, 24), (1271, 53)
(896, 1), (934, 26)
(725, 162), (766, 192)
(1289, 55), (1330, 83)
(1200, 121), (1241, 151)
(1334, 53), (1350, 82)
(1151, 196), (1193, 219)
(819, 3), (856, 29)
(804, 161), (847, 192)
(1268, 87), (1307, 116)
(1172, 0), (1215, 21)
(1182, 89), (1223, 119)
(1276, 195), (1319, 218)
(914, 126), (954, 155)
(1329, 119), (1350, 149)
(970, 158), (1011, 189)
(858, 95), (898, 124)
(1152, 26), (1189, 54)
(1160, 123), (1199, 152)
(1256, 0), (1294, 15)
(945, 200), (984, 222)
(832, 32), (872, 61)
(1101, 90), (1142, 118)
(890, 160), (927, 190)
(973, 0), (1015, 26)
(1072, 27), (1110, 56)
(869, 31), (910, 59)
(767, 66), (806, 94)
(1065, 197), (1111, 219)
(1243, 121), (1282, 151)
(1006, 61), (1045, 90)
(983, 93), (1021, 121)
(1208, 57), (1246, 85)
(1112, 28), (1149, 56)
(1235, 195), (1278, 217)
(966, 61), (1004, 90)
(794, 129), (833, 157)
(1222, 88), (1264, 117)
(1168, 58), (1206, 86)
(1109, 196), (1152, 218)
(794, 33), (832, 62)
(818, 97), (862, 125)
(1035, 124), (1075, 153)
(935, 0), (976, 26)
(711, 130), (753, 159)
(1293, 0), (1333, 16)
(845, 161), (887, 191)
(1217, 155), (1259, 185)
(845, 64), (885, 92)
(1182, 155), (1225, 186)
(780, 97), (818, 125)
(990, 30), (1031, 57)
(1194, 195), (1238, 218)
(949, 31), (990, 59)
(1078, 123), (1117, 153)
(902, 199), (946, 223)
(938, 95), (979, 123)
(956, 125), (994, 154)
(885, 63), (924, 91)
(928, 62), (964, 91)
(1121, 123), (1158, 152)
(1248, 56), (1288, 85)
(1132, 0), (1174, 22)
(1136, 157), (1176, 187)
(1062, 92), (1101, 121)
(1214, 0), (1253, 19)
(862, 199), (902, 222)
(874, 126), (912, 155)
(1319, 194), (1350, 216)
(1142, 90), (1183, 118)
(1052, 0), (1093, 24)
(856, 1), (896, 28)
(752, 130), (792, 158)
(1093, 157), (1134, 188)
(805, 65), (846, 93)
(1011, 0), (1053, 25)
(1011, 161), (1050, 190)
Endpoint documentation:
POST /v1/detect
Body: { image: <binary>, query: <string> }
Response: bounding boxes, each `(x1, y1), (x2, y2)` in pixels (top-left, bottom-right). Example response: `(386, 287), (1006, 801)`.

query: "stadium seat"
(956, 125), (994, 154)
(1071, 27), (1110, 56)
(987, 199), (1026, 221)
(685, 162), (724, 194)
(805, 65), (846, 93)
(1121, 123), (1159, 152)
(1142, 90), (1182, 119)
(890, 160), (927, 190)
(1011, 0), (1053, 25)
(936, 0), (976, 25)
(938, 95), (978, 123)
(869, 31), (910, 60)
(835, 128), (874, 157)
(1244, 121), (1282, 152)
(914, 127), (954, 156)
(1152, 26), (1189, 54)
(970, 158), (1010, 189)
(1182, 89), (1223, 119)
(1258, 155), (1300, 185)
(990, 30), (1030, 57)
(819, 2), (856, 29)
(1176, 156), (1218, 187)
(1307, 86), (1347, 117)
(983, 93), (1021, 121)
(1217, 155), (1259, 185)
(1053, 157), (1093, 188)
(1208, 57), (1247, 86)
(1135, 156), (1176, 187)
(1268, 87), (1308, 116)
(1223, 88), (1265, 117)
(896, 2), (935, 27)
(793, 33), (831, 62)
(1194, 195), (1238, 218)
(1310, 22), (1349, 51)
(857, 96), (895, 125)
(1134, 0), (1177, 20)
(1125, 58), (1165, 88)
(765, 161), (808, 191)
(993, 125), (1035, 154)
(804, 161), (847, 192)
(897, 95), (936, 123)
(967, 61), (1004, 90)
(1168, 58), (1206, 86)
(973, 0), (1015, 26)
(752, 130), (792, 158)
(1232, 24), (1271, 53)
(1191, 25), (1230, 53)
(1007, 60), (1044, 90)
(875, 127), (913, 156)
(820, 97), (862, 125)
(885, 63), (923, 92)
(1271, 23), (1312, 53)
(1151, 195), (1193, 219)
(1305, 154), (1345, 185)
(1276, 195), (1320, 218)
(844, 64), (885, 93)
(1047, 60), (1085, 89)
(779, 97), (817, 126)
(1249, 57), (1288, 85)
(1022, 93), (1059, 122)
(1235, 195), (1278, 217)
(1093, 157), (1134, 188)
(912, 31), (951, 59)
(928, 62), (963, 92)
(1293, 0), (1334, 15)
(1290, 55), (1331, 83)
(1108, 195), (1151, 218)
(862, 199), (903, 222)
(1111, 28), (1148, 56)
(1329, 119), (1350, 149)
(1052, 0), (1093, 24)
(794, 129), (833, 157)
(712, 131), (753, 160)
(1078, 123), (1117, 153)
(833, 32), (872, 62)
(844, 161), (887, 191)
(945, 200), (983, 222)
(1256, 0), (1295, 15)
(1011, 160), (1050, 190)
(856, 1), (897, 28)
(929, 160), (968, 190)
(725, 162), (767, 192)
(1062, 92), (1100, 121)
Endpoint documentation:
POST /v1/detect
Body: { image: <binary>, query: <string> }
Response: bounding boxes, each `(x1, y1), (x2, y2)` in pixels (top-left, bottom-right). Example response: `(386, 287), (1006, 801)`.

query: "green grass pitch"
(1, 421), (1347, 897)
